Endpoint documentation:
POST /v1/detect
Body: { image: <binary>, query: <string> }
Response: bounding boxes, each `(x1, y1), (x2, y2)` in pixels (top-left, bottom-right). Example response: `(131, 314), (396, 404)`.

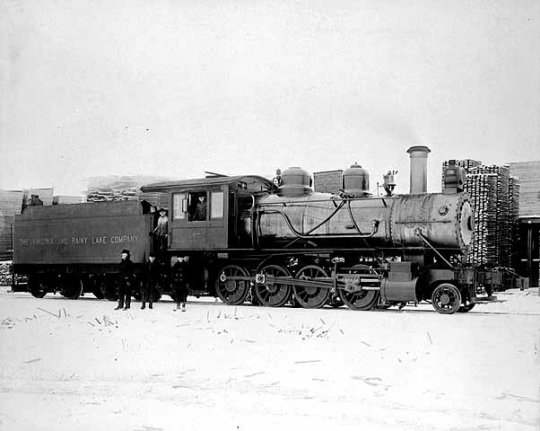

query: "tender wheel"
(28, 275), (47, 298)
(86, 278), (105, 299)
(339, 265), (379, 311)
(293, 265), (331, 309)
(254, 264), (292, 307)
(61, 276), (83, 300)
(215, 265), (250, 305)
(99, 276), (118, 301)
(431, 283), (462, 314)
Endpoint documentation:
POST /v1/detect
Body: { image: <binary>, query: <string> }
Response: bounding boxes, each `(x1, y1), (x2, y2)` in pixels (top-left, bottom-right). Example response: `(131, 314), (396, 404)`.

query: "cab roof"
(140, 175), (274, 193)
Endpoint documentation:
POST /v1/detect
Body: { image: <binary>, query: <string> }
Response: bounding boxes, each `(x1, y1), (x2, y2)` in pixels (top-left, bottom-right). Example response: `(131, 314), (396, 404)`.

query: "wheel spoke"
(293, 265), (330, 309)
(338, 265), (379, 311)
(254, 265), (292, 307)
(215, 265), (250, 305)
(432, 283), (461, 314)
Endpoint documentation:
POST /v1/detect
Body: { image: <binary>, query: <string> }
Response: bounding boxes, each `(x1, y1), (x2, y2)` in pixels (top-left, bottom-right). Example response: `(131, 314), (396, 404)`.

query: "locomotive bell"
(278, 167), (313, 196)
(342, 163), (370, 197)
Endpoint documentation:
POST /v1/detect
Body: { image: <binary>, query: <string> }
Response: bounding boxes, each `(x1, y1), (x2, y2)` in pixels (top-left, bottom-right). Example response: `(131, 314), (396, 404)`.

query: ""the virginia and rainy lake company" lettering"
(19, 235), (139, 246)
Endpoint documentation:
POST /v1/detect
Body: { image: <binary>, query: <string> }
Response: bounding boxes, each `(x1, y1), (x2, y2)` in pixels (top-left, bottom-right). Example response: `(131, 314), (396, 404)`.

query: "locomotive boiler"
(257, 176), (474, 250)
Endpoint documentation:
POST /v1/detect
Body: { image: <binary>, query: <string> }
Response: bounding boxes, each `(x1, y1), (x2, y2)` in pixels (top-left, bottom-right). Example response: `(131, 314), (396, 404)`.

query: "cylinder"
(381, 278), (418, 303)
(407, 146), (431, 194)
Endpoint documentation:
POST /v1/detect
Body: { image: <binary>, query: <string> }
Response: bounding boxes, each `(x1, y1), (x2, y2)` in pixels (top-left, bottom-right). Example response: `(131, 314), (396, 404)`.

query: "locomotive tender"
(12, 146), (498, 313)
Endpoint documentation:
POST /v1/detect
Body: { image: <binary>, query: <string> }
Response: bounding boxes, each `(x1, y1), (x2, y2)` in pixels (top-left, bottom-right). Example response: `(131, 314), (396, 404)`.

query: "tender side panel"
(14, 202), (152, 265)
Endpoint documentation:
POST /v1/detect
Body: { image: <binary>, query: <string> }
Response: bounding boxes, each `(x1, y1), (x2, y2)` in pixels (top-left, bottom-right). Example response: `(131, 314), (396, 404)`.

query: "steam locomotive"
(11, 146), (501, 314)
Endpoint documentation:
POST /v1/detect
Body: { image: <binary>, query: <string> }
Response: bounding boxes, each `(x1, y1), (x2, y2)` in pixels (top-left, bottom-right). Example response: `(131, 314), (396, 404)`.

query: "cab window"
(210, 191), (223, 219)
(188, 192), (207, 221)
(172, 193), (186, 220)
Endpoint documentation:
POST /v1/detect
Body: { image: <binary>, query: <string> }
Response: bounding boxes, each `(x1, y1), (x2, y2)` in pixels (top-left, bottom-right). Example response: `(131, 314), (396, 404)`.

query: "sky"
(1, 0), (539, 195)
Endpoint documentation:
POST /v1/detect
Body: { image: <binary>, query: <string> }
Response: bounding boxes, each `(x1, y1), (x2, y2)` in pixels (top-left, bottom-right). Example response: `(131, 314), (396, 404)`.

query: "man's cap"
(121, 249), (130, 254)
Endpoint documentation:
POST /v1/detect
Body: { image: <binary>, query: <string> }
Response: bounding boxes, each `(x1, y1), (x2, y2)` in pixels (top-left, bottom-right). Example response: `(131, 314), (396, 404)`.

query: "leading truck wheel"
(431, 283), (461, 314)
(215, 265), (250, 305)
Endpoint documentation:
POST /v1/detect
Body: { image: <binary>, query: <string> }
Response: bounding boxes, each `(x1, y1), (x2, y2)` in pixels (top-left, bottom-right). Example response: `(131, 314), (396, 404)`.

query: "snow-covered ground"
(0, 287), (539, 431)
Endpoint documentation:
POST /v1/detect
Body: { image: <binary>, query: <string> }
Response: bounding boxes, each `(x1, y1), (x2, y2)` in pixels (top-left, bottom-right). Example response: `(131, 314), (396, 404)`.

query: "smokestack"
(407, 146), (431, 194)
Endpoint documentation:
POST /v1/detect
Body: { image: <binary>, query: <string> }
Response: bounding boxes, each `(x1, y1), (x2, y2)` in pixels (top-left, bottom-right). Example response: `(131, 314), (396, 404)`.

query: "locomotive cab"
(141, 175), (274, 251)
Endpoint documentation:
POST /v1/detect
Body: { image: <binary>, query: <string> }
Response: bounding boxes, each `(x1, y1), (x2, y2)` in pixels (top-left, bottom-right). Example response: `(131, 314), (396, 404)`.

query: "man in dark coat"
(141, 253), (160, 310)
(115, 249), (135, 310)
(172, 256), (190, 311)
(193, 196), (207, 221)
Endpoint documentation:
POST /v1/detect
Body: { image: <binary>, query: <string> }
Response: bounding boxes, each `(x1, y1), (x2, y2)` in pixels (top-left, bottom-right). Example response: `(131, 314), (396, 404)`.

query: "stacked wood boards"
(464, 174), (499, 264)
(85, 175), (171, 203)
(313, 170), (343, 194)
(442, 161), (519, 267)
(53, 195), (86, 205)
(509, 161), (540, 218)
(0, 190), (24, 260)
(469, 165), (513, 267)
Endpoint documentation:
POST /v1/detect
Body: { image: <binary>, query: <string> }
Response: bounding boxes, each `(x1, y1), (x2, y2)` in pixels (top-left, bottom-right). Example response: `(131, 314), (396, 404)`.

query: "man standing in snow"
(172, 256), (189, 311)
(115, 249), (135, 311)
(141, 253), (159, 310)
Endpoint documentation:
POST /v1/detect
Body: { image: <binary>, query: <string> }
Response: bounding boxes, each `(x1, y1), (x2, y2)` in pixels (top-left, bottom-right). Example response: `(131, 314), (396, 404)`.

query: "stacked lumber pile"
(53, 195), (85, 205)
(0, 261), (11, 286)
(85, 175), (170, 204)
(468, 165), (513, 267)
(509, 161), (540, 217)
(313, 170), (343, 194)
(0, 190), (24, 260)
(464, 174), (498, 264)
(508, 176), (521, 266)
(442, 161), (520, 268)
